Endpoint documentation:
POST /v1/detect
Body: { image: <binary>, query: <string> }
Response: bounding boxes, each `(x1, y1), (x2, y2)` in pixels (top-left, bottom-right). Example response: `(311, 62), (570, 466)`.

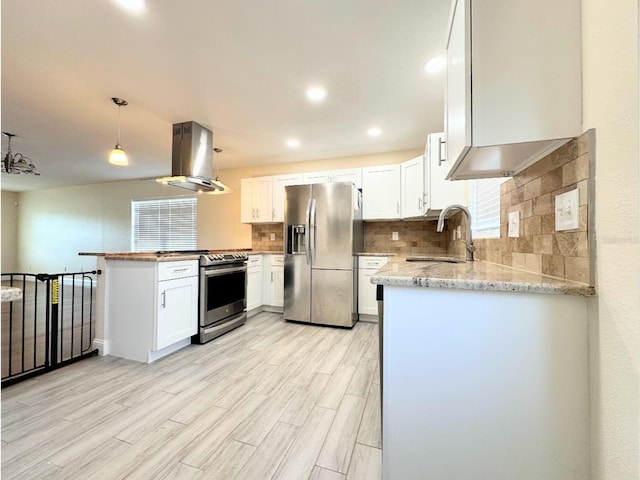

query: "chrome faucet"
(437, 204), (476, 262)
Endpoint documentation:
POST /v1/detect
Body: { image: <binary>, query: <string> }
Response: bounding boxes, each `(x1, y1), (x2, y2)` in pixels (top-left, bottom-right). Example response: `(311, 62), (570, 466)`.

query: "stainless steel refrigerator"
(284, 182), (363, 327)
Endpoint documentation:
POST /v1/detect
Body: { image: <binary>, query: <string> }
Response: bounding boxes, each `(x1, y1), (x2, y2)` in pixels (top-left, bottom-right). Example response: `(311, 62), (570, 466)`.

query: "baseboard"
(359, 314), (379, 324)
(263, 305), (283, 313)
(93, 338), (109, 356)
(247, 306), (264, 318)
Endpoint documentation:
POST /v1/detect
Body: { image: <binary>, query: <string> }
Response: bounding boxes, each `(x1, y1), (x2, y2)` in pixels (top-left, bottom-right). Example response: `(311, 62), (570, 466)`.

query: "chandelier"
(1, 132), (40, 175)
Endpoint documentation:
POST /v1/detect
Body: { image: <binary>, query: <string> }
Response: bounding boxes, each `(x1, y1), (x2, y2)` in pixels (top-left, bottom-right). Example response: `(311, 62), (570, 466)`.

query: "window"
(131, 197), (197, 252)
(468, 178), (507, 239)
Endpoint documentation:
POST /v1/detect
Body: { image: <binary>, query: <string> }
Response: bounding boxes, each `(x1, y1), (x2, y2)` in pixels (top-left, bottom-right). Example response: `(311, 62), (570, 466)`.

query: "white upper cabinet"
(401, 133), (468, 219)
(241, 177), (273, 224)
(303, 170), (333, 184)
(303, 168), (362, 189)
(332, 168), (363, 189)
(425, 132), (468, 214)
(445, 0), (581, 180)
(272, 173), (304, 223)
(401, 156), (425, 218)
(362, 164), (401, 220)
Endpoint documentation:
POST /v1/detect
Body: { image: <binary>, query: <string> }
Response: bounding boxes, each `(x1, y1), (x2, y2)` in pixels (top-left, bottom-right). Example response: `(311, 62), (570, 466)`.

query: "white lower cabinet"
(358, 256), (389, 318)
(155, 276), (198, 350)
(264, 254), (284, 309)
(246, 255), (263, 314)
(107, 259), (198, 363)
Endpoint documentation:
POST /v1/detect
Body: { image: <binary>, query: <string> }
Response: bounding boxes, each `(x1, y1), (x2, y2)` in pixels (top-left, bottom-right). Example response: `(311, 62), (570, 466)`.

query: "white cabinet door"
(427, 132), (468, 211)
(253, 177), (273, 223)
(401, 156), (425, 218)
(240, 178), (255, 224)
(247, 268), (263, 312)
(272, 174), (304, 223)
(303, 171), (333, 184)
(270, 266), (284, 308)
(264, 255), (284, 307)
(155, 276), (198, 351)
(445, 0), (470, 171)
(358, 269), (377, 315)
(362, 165), (401, 220)
(333, 168), (363, 189)
(241, 177), (274, 223)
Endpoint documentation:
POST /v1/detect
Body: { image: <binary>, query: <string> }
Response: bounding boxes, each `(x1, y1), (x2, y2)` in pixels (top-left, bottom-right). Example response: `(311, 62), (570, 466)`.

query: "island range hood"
(156, 121), (225, 193)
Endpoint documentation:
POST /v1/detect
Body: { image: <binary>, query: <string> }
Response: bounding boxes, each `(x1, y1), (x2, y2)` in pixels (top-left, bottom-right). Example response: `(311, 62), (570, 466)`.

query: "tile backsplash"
(251, 224), (284, 252)
(364, 221), (447, 255)
(447, 130), (594, 284)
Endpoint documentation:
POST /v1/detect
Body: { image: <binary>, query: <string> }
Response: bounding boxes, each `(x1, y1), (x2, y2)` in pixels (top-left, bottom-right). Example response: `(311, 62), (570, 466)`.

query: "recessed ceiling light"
(423, 56), (446, 74)
(286, 139), (300, 148)
(306, 87), (327, 103)
(367, 127), (382, 138)
(114, 0), (146, 14)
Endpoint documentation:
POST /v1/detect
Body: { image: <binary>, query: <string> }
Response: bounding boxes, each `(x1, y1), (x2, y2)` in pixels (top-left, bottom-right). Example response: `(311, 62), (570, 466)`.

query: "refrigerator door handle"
(310, 198), (317, 265)
(305, 198), (312, 265)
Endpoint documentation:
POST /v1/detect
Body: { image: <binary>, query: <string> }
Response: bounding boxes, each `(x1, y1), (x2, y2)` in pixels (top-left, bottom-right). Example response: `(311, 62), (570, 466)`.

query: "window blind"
(131, 197), (197, 252)
(469, 178), (506, 239)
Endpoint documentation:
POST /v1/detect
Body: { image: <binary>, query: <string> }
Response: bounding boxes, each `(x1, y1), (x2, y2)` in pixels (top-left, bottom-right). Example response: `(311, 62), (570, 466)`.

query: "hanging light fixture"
(208, 147), (233, 195)
(1, 132), (40, 175)
(109, 97), (129, 166)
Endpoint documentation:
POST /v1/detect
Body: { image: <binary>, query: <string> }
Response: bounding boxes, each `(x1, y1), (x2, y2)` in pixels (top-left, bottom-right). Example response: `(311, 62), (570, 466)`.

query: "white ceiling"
(1, 0), (450, 192)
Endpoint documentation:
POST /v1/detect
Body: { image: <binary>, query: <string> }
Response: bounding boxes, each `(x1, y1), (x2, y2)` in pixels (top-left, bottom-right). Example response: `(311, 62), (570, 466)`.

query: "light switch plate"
(555, 189), (579, 231)
(270, 233), (276, 241)
(508, 211), (520, 237)
(392, 232), (399, 241)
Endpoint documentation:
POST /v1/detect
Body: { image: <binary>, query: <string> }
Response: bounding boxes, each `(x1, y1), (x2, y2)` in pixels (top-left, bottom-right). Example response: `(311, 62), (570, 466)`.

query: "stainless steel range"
(196, 252), (248, 344)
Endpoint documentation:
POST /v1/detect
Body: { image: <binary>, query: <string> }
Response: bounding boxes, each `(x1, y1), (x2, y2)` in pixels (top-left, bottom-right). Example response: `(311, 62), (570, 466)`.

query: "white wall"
(1, 191), (20, 272)
(582, 0), (640, 478)
(11, 149), (420, 273)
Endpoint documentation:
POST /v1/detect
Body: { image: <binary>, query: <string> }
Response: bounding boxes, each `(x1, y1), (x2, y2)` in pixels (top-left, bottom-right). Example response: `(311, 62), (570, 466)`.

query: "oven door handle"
(203, 266), (247, 277)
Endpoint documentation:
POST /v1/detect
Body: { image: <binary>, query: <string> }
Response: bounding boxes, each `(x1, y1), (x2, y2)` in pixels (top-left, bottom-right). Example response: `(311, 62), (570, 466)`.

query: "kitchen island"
(372, 257), (594, 480)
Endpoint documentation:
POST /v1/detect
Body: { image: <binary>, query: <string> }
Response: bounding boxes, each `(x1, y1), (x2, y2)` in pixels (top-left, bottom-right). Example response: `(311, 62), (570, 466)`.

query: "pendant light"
(109, 97), (129, 166)
(209, 147), (233, 195)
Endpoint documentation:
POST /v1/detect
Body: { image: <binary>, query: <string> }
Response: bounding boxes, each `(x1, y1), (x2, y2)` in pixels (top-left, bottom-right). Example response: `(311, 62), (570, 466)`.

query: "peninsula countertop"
(371, 257), (595, 296)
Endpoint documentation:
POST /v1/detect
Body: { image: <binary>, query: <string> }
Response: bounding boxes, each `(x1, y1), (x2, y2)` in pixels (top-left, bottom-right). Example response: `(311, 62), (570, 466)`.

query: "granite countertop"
(372, 257), (595, 296)
(1, 286), (23, 302)
(78, 250), (282, 262)
(357, 252), (396, 257)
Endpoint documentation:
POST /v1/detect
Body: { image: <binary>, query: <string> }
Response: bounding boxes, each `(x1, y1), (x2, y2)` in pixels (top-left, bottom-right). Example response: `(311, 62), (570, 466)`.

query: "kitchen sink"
(405, 256), (464, 263)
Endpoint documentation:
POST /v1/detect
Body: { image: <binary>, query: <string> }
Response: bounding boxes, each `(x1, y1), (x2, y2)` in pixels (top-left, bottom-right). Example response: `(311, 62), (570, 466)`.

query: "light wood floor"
(1, 312), (382, 480)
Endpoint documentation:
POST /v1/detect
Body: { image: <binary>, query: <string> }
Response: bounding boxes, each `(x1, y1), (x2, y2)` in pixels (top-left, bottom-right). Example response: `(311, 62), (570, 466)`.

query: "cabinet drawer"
(270, 255), (284, 266)
(157, 260), (198, 281)
(359, 257), (389, 270)
(248, 255), (263, 267)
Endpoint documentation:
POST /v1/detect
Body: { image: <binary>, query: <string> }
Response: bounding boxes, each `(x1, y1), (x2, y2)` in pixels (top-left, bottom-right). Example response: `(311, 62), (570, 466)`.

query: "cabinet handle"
(418, 198), (422, 211)
(271, 272), (274, 282)
(396, 201), (400, 214)
(272, 208), (275, 220)
(161, 291), (166, 308)
(438, 137), (446, 166)
(257, 208), (260, 218)
(173, 267), (189, 273)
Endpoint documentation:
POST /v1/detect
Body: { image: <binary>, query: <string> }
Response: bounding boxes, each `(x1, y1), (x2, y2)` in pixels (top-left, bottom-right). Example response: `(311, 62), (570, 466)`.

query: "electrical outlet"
(455, 226), (461, 239)
(555, 189), (579, 231)
(508, 211), (520, 237)
(270, 233), (276, 241)
(392, 232), (399, 241)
